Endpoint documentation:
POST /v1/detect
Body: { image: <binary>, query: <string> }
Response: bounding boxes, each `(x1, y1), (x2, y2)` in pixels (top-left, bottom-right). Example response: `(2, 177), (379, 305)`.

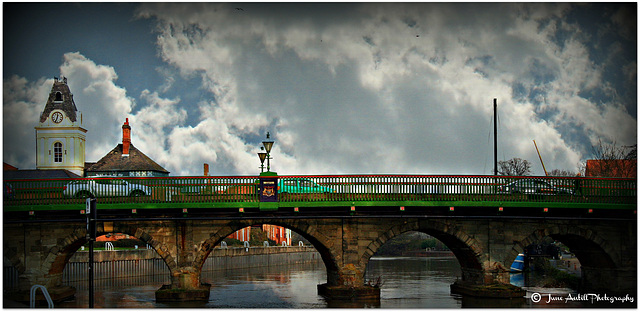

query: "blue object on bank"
(510, 253), (526, 272)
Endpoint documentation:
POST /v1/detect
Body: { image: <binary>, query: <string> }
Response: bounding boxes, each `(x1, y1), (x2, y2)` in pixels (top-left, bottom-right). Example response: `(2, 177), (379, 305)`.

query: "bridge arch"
(361, 219), (484, 284)
(506, 225), (617, 269)
(109, 223), (178, 272)
(193, 219), (339, 284)
(38, 223), (175, 289)
(505, 224), (626, 292)
(43, 227), (87, 289)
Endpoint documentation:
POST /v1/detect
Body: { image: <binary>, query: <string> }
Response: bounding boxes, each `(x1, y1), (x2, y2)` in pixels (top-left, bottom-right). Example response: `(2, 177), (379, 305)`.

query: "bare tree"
(548, 169), (576, 177)
(584, 140), (637, 177)
(496, 158), (532, 176)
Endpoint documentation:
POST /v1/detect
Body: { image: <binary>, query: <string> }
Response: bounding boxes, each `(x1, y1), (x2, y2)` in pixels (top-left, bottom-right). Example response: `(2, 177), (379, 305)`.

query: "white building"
(34, 77), (87, 176)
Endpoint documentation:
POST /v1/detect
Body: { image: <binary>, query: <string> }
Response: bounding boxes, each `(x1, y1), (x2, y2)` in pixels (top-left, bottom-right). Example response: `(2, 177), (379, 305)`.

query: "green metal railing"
(3, 176), (260, 209)
(3, 175), (636, 211)
(278, 175), (636, 203)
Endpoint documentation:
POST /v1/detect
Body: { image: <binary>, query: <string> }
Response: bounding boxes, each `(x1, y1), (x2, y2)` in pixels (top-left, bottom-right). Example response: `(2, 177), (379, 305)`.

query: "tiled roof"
(3, 169), (80, 180)
(4, 162), (18, 171)
(39, 77), (78, 123)
(585, 159), (636, 178)
(86, 143), (169, 174)
(84, 162), (97, 171)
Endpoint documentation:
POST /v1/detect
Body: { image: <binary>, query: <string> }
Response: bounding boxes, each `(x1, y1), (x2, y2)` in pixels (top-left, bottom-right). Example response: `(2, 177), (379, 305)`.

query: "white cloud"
(4, 3), (635, 177)
(3, 76), (50, 168)
(59, 52), (136, 163)
(3, 52), (136, 168)
(136, 3), (619, 175)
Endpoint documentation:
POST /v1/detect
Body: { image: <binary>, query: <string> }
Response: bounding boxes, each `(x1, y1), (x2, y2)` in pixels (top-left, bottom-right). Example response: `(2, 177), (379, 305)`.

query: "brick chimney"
(122, 118), (131, 156)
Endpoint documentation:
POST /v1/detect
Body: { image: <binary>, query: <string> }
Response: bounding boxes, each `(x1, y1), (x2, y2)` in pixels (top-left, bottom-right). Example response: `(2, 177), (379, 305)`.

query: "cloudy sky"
(3, 3), (637, 176)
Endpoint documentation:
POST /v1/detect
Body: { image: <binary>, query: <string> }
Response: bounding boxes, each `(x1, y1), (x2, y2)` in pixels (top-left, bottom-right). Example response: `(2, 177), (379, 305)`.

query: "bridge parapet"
(4, 175), (636, 213)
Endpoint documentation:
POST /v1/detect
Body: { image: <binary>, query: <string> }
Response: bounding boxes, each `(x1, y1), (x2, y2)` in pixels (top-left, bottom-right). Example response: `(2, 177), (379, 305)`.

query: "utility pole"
(494, 98), (498, 176)
(86, 198), (96, 308)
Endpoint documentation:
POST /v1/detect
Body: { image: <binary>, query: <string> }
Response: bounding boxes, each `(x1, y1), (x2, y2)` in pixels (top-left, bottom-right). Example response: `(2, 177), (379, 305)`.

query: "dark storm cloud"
(3, 3), (636, 176)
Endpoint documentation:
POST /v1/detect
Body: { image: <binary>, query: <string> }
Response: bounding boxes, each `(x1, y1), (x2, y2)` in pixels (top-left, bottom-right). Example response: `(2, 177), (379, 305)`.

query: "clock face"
(51, 112), (63, 123)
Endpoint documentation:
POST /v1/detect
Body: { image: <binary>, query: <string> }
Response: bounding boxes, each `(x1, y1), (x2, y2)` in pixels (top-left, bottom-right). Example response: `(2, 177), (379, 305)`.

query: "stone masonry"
(3, 216), (636, 300)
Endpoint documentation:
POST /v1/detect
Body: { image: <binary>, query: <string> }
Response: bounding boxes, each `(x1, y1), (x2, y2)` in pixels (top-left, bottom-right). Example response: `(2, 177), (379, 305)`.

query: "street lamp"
(258, 132), (274, 173)
(258, 147), (267, 173)
(257, 132), (278, 210)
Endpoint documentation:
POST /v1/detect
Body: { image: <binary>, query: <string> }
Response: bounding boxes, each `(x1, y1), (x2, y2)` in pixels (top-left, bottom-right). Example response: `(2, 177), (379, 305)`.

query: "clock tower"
(35, 77), (87, 176)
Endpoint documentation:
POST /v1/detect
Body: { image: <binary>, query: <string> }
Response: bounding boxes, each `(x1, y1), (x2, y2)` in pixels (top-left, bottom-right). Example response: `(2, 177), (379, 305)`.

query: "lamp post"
(258, 132), (274, 173)
(258, 147), (267, 173)
(257, 132), (278, 211)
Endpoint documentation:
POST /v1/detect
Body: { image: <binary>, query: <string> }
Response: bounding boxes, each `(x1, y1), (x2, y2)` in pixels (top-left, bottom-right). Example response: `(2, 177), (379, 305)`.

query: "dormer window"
(54, 92), (63, 102)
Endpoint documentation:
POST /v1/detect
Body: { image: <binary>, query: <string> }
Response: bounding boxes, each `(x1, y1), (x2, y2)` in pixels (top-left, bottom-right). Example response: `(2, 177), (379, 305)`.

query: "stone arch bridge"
(3, 174), (636, 302)
(4, 213), (636, 302)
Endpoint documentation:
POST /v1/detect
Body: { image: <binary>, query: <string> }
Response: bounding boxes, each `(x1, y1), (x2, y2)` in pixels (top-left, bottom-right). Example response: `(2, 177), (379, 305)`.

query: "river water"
(53, 256), (634, 308)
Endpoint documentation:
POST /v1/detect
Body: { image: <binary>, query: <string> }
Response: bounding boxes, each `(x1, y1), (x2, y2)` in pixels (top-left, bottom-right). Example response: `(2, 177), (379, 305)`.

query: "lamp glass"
(258, 152), (267, 164)
(262, 140), (274, 153)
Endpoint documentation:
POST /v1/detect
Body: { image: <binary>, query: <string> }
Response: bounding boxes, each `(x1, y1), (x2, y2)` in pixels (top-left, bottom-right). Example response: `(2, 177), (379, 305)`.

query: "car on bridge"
(63, 179), (152, 198)
(278, 178), (335, 194)
(497, 179), (574, 195)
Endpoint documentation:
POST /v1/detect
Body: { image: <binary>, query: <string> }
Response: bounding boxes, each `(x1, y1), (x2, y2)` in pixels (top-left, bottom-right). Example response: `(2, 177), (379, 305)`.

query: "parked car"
(278, 178), (335, 194)
(63, 179), (151, 198)
(497, 179), (573, 195)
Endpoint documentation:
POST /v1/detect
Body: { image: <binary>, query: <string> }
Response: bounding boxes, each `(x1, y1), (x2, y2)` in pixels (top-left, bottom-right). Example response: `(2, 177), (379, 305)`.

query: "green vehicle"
(278, 178), (335, 194)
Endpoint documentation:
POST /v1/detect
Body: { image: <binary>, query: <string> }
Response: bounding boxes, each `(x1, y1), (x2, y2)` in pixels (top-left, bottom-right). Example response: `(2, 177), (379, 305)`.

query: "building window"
(53, 142), (63, 163)
(55, 92), (63, 102)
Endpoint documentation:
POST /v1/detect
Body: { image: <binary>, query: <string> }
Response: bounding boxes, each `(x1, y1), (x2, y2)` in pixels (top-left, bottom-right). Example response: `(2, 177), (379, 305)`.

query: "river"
(51, 255), (633, 308)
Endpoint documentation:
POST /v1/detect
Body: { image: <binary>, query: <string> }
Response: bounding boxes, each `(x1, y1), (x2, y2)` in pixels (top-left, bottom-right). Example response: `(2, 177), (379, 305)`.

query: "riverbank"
(530, 257), (580, 289)
(550, 257), (581, 276)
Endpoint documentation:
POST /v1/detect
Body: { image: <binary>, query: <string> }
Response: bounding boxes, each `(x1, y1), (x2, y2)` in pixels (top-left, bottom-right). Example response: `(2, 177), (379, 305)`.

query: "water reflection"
(365, 257), (462, 308)
(52, 256), (632, 308)
(201, 260), (327, 308)
(56, 256), (492, 308)
(510, 272), (525, 287)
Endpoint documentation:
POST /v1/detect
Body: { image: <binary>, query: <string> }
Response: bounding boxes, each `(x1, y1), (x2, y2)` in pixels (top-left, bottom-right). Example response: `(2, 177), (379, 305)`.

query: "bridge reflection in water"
(30, 256), (626, 308)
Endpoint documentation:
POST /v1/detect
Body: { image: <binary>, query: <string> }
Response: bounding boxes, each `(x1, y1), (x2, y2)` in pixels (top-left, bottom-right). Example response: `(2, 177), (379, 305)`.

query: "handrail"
(105, 242), (114, 251)
(3, 175), (635, 209)
(30, 284), (53, 308)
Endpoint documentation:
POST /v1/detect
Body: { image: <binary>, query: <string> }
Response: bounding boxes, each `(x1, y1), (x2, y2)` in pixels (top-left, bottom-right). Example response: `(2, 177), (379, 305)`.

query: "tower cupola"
(39, 76), (79, 124)
(35, 77), (87, 176)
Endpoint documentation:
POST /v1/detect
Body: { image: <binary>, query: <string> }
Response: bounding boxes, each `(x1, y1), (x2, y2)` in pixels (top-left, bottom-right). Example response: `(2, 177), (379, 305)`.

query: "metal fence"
(3, 176), (260, 206)
(63, 258), (170, 283)
(277, 175), (636, 204)
(3, 175), (636, 208)
(4, 265), (19, 289)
